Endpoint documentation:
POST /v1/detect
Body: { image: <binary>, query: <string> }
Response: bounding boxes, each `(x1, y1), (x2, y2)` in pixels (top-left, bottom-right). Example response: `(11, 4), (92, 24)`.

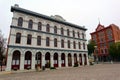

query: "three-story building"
(6, 5), (88, 71)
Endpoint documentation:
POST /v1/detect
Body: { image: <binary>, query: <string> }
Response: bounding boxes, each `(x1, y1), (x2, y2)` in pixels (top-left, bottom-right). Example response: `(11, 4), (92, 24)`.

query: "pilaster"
(20, 54), (24, 70)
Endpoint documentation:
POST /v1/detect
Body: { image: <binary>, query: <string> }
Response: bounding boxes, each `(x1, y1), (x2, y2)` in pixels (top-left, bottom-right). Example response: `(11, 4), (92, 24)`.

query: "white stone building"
(6, 5), (89, 71)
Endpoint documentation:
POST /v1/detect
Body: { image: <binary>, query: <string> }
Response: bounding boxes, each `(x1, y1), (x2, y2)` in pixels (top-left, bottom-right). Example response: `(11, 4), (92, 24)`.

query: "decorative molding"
(8, 45), (88, 53)
(11, 25), (87, 41)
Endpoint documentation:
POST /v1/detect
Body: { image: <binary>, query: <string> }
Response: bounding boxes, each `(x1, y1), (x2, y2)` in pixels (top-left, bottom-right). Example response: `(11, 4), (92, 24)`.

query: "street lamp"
(94, 46), (98, 64)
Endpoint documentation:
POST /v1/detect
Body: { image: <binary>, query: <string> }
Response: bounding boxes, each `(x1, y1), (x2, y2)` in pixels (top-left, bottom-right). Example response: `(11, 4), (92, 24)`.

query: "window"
(82, 33), (84, 39)
(61, 28), (64, 35)
(37, 36), (41, 45)
(83, 43), (85, 50)
(73, 30), (75, 37)
(27, 34), (32, 45)
(101, 49), (103, 54)
(68, 40), (70, 48)
(54, 38), (57, 47)
(28, 20), (33, 29)
(46, 37), (50, 46)
(54, 26), (57, 34)
(77, 32), (80, 38)
(67, 29), (70, 36)
(78, 42), (81, 49)
(106, 29), (113, 41)
(18, 17), (23, 27)
(73, 41), (76, 49)
(46, 24), (50, 32)
(61, 39), (64, 48)
(15, 33), (21, 43)
(38, 22), (42, 31)
(105, 49), (108, 53)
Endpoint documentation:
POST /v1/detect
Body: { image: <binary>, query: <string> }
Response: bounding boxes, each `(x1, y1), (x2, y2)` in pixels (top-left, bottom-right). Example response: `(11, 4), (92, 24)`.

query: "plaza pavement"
(0, 63), (120, 80)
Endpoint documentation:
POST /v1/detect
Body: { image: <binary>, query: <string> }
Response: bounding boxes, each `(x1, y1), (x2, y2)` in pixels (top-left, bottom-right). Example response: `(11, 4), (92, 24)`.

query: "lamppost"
(94, 46), (98, 64)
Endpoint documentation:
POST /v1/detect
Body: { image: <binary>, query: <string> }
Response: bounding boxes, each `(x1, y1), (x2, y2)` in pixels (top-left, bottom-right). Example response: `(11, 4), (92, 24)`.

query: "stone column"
(58, 54), (61, 68)
(65, 54), (68, 67)
(31, 54), (35, 70)
(42, 54), (45, 67)
(20, 54), (24, 70)
(86, 54), (89, 65)
(82, 54), (85, 66)
(6, 54), (12, 71)
(50, 54), (54, 67)
(77, 54), (80, 66)
(72, 54), (74, 67)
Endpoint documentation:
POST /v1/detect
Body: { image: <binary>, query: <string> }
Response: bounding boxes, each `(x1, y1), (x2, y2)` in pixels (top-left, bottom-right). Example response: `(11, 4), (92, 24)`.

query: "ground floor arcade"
(6, 48), (89, 71)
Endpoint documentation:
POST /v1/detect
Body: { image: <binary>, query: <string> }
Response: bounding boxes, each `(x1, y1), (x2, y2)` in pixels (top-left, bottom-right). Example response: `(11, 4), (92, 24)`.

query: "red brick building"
(90, 23), (120, 62)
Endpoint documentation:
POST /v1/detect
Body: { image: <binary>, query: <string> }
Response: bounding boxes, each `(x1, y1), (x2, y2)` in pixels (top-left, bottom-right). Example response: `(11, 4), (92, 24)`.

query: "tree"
(108, 42), (120, 61)
(0, 30), (6, 66)
(87, 40), (96, 55)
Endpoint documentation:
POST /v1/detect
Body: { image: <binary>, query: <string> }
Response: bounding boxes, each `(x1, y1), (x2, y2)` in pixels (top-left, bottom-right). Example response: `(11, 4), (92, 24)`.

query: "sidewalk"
(0, 71), (11, 75)
(0, 69), (36, 75)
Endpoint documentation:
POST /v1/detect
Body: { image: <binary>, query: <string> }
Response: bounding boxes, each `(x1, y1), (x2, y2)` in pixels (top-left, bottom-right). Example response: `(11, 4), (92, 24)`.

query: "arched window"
(17, 17), (23, 27)
(67, 29), (70, 36)
(61, 39), (64, 48)
(54, 26), (57, 34)
(38, 22), (42, 31)
(46, 24), (50, 32)
(37, 36), (41, 45)
(77, 32), (80, 38)
(28, 20), (33, 29)
(78, 42), (81, 49)
(15, 33), (21, 43)
(82, 33), (84, 39)
(68, 40), (70, 48)
(73, 30), (75, 37)
(83, 43), (86, 49)
(46, 37), (50, 46)
(54, 38), (57, 47)
(61, 28), (64, 35)
(27, 34), (32, 45)
(73, 41), (76, 49)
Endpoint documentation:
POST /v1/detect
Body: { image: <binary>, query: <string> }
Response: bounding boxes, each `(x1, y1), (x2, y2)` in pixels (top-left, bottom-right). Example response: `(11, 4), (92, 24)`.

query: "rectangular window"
(27, 34), (32, 45)
(16, 33), (21, 44)
(37, 36), (41, 46)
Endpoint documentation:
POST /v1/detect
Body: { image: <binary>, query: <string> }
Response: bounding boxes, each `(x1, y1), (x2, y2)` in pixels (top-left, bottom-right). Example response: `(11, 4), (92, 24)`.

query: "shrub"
(50, 67), (56, 70)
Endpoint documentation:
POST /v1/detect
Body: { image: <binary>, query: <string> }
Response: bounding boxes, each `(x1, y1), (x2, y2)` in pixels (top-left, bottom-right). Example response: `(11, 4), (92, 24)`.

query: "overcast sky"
(0, 0), (120, 41)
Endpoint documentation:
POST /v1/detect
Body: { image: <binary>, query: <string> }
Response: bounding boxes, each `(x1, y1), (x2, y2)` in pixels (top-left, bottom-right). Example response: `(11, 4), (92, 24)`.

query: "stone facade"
(6, 5), (89, 71)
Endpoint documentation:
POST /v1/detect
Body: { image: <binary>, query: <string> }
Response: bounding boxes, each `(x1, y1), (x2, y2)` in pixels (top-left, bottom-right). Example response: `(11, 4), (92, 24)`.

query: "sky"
(0, 0), (120, 41)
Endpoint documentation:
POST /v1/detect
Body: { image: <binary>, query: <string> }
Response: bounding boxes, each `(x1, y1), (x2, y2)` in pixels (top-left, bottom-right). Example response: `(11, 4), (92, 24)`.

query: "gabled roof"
(11, 6), (87, 31)
(96, 24), (104, 31)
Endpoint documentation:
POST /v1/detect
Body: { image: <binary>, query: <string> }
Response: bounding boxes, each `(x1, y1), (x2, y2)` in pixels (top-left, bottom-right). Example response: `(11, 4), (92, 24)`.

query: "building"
(6, 5), (89, 71)
(90, 23), (120, 62)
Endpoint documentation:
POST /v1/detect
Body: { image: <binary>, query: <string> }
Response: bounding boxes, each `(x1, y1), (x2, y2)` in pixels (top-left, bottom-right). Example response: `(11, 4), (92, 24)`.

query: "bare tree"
(0, 30), (6, 71)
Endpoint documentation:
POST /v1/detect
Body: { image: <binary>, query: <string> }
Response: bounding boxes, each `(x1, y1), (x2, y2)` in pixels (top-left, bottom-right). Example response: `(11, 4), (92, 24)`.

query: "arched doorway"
(45, 52), (50, 68)
(74, 54), (77, 66)
(12, 50), (21, 70)
(24, 51), (32, 69)
(79, 54), (82, 65)
(68, 53), (72, 66)
(61, 53), (65, 67)
(35, 52), (42, 68)
(54, 53), (58, 67)
(84, 54), (87, 65)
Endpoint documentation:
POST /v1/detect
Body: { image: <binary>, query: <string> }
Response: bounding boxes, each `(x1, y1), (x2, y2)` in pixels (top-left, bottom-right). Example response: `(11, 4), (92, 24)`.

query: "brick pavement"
(0, 64), (120, 80)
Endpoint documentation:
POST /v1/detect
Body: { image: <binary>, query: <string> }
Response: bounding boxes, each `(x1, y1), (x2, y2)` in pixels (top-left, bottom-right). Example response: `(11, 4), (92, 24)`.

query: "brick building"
(90, 23), (120, 62)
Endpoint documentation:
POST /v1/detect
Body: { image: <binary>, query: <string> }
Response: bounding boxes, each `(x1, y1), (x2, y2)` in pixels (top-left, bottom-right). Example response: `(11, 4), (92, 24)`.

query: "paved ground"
(0, 63), (120, 80)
